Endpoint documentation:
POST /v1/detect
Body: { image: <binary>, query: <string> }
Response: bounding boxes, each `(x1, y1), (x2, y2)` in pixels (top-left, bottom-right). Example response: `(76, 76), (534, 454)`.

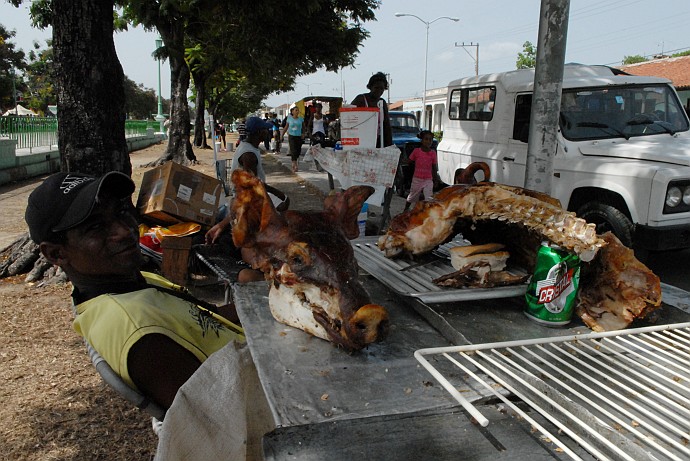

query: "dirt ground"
(0, 137), (326, 460)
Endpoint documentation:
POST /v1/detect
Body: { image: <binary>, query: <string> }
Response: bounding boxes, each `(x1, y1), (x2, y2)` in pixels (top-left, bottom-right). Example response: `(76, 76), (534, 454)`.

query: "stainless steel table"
(232, 277), (589, 460)
(232, 277), (466, 428)
(233, 270), (690, 460)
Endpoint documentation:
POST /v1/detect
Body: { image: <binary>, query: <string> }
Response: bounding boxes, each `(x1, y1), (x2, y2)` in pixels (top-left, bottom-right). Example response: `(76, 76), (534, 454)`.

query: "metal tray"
(352, 236), (528, 303)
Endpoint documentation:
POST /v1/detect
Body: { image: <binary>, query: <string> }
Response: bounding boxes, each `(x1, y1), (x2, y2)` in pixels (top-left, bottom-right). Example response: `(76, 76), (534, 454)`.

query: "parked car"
(437, 63), (690, 256)
(389, 111), (439, 197)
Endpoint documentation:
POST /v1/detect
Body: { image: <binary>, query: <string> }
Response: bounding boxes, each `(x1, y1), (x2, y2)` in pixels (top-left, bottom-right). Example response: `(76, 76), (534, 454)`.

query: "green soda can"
(524, 241), (581, 326)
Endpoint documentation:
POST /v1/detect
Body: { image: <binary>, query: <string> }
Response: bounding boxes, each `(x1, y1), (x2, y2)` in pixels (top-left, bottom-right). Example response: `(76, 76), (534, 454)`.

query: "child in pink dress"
(404, 130), (440, 211)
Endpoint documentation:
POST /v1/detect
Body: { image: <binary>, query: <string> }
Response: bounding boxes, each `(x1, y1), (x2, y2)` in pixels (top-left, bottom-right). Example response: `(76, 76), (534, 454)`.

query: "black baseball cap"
(25, 171), (135, 243)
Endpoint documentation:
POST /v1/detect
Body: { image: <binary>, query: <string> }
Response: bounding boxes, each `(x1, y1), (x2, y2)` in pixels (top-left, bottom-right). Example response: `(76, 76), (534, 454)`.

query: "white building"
(402, 86), (448, 132)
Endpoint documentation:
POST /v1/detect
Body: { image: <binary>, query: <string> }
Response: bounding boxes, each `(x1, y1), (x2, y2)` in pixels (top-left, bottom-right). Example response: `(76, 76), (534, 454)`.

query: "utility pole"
(154, 38), (165, 136)
(385, 73), (391, 104)
(524, 0), (570, 194)
(455, 42), (479, 76)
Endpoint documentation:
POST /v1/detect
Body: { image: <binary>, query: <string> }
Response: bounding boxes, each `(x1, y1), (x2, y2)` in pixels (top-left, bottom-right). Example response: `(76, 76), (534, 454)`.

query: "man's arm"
(350, 94), (364, 107)
(205, 215), (231, 244)
(128, 333), (202, 409)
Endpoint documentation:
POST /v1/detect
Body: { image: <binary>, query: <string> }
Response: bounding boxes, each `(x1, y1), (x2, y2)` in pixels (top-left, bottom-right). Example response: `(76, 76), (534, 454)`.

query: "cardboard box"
(136, 162), (224, 226)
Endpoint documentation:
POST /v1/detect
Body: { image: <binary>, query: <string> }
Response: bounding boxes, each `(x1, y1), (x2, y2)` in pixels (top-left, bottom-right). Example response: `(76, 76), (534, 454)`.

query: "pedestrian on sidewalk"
(306, 103), (329, 148)
(262, 113), (272, 152)
(271, 113), (282, 153)
(237, 118), (247, 144)
(281, 106), (305, 173)
(403, 130), (440, 211)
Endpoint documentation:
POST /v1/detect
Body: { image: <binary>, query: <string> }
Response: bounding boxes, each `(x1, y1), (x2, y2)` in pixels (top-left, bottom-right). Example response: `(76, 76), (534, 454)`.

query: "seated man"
(25, 171), (246, 410)
(207, 115), (289, 245)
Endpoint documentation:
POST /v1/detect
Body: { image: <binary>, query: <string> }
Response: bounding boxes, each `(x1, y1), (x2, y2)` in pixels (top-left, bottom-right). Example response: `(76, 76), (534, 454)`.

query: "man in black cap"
(25, 172), (246, 410)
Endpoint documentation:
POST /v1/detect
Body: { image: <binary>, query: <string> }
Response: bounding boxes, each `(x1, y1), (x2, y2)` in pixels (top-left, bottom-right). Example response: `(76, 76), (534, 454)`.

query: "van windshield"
(559, 85), (689, 140)
(390, 112), (420, 134)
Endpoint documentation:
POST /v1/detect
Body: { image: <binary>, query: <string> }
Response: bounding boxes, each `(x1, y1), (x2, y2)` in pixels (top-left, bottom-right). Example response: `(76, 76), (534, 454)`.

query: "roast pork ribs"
(377, 182), (661, 331)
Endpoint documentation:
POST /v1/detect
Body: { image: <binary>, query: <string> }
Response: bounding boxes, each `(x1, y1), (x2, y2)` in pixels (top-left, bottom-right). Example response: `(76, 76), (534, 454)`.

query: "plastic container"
(339, 107), (378, 151)
(358, 203), (368, 236)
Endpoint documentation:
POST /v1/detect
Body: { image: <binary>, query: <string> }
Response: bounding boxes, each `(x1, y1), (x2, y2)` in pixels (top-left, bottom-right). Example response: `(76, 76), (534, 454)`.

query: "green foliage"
(23, 40), (55, 114)
(126, 0), (379, 107)
(123, 76), (166, 119)
(671, 50), (690, 58)
(622, 55), (647, 65)
(0, 24), (27, 110)
(2, 26), (166, 118)
(516, 41), (536, 69)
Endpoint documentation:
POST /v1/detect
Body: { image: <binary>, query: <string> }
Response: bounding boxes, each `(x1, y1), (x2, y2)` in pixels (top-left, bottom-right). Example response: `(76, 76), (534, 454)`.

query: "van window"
(449, 86), (496, 121)
(513, 94), (532, 142)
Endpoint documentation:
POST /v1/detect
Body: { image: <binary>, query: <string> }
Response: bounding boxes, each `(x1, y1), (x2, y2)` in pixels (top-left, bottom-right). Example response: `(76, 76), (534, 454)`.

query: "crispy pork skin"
(577, 232), (662, 332)
(378, 182), (604, 262)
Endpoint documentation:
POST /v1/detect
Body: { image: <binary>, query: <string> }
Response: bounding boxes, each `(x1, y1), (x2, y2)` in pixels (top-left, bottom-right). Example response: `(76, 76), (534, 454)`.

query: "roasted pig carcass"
(378, 182), (661, 331)
(230, 169), (389, 351)
(378, 182), (604, 262)
(577, 232), (662, 332)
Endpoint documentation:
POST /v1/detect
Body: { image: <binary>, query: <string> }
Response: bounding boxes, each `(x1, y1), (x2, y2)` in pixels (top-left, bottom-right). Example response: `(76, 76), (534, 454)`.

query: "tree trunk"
(146, 22), (196, 167)
(192, 70), (209, 148)
(52, 0), (130, 176)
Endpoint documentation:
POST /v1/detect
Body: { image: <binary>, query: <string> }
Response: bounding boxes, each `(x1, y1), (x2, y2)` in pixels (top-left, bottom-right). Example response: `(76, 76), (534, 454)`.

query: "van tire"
(577, 202), (634, 247)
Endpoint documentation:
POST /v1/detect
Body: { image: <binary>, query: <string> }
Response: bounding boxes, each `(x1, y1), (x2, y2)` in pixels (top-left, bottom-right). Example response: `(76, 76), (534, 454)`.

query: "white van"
(436, 64), (690, 253)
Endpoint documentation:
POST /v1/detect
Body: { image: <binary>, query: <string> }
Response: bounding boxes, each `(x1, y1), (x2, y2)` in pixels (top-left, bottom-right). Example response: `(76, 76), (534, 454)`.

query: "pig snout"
(348, 303), (389, 347)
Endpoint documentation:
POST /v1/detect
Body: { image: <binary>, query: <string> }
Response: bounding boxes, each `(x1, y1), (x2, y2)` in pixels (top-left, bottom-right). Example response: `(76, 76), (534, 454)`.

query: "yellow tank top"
(73, 272), (244, 389)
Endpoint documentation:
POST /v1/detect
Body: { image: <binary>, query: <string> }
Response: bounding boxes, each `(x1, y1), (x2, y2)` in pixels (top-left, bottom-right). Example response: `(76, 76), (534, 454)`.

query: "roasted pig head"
(230, 169), (389, 351)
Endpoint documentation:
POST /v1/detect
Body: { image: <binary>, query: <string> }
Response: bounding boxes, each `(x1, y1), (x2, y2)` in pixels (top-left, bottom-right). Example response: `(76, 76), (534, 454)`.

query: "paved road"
(645, 249), (685, 289)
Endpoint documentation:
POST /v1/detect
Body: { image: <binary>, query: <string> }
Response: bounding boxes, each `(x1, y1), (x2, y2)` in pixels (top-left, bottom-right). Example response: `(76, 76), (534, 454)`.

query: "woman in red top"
(404, 130), (440, 211)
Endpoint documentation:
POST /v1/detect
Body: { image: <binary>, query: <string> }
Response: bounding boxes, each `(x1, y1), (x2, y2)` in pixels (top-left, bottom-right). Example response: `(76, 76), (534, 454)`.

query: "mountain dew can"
(524, 242), (581, 326)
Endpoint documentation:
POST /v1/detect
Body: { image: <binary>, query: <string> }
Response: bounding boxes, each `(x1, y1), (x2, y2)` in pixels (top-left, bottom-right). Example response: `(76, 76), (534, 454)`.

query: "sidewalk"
(0, 139), (407, 251)
(270, 143), (407, 224)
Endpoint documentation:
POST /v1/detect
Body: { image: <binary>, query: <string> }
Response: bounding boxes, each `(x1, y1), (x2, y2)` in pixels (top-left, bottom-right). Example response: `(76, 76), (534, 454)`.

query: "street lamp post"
(154, 38), (165, 136)
(395, 13), (459, 129)
(298, 81), (322, 96)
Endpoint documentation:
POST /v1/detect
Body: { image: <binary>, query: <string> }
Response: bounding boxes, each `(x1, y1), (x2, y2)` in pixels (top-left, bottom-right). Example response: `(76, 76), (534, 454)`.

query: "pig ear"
(323, 185), (375, 239)
(230, 169), (286, 247)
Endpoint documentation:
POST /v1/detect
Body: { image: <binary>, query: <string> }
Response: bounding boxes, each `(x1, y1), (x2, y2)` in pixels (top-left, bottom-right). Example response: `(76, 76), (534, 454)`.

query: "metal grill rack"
(352, 237), (528, 302)
(193, 249), (233, 304)
(415, 322), (690, 461)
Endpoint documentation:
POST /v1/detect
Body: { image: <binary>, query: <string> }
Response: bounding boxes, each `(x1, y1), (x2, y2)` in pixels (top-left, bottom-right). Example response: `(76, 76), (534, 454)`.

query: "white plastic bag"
(303, 147), (314, 162)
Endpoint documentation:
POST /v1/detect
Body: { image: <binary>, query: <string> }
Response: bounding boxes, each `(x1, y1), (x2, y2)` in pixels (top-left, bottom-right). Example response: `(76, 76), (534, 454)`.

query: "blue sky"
(2, 0), (689, 109)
